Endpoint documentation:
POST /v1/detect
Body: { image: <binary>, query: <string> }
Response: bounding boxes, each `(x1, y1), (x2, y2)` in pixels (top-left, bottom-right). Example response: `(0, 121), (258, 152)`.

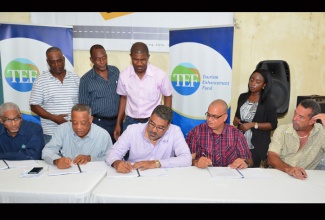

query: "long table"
(90, 166), (325, 203)
(1, 161), (325, 203)
(0, 160), (106, 203)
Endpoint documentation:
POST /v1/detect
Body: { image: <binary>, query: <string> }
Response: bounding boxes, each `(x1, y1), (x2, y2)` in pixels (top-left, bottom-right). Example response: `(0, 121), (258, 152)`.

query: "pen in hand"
(202, 153), (213, 167)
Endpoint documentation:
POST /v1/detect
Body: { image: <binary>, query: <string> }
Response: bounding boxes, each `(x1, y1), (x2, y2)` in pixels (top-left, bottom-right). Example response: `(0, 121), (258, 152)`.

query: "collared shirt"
(268, 123), (325, 169)
(116, 64), (173, 118)
(105, 123), (192, 168)
(29, 70), (80, 136)
(0, 120), (45, 160)
(79, 65), (120, 117)
(186, 123), (252, 167)
(42, 122), (112, 165)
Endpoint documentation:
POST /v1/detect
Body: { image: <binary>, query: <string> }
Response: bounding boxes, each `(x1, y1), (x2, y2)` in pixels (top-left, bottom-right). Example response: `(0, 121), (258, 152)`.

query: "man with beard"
(106, 105), (191, 173)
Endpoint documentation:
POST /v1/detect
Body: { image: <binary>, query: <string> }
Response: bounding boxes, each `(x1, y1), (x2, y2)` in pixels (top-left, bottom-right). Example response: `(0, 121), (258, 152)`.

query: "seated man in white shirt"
(105, 105), (192, 173)
(42, 104), (112, 169)
(268, 100), (325, 179)
(314, 113), (325, 170)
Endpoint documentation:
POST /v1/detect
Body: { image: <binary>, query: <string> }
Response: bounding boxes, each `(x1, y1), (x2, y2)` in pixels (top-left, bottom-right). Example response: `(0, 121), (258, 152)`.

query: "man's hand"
(54, 157), (73, 169)
(73, 155), (91, 164)
(286, 166), (308, 180)
(114, 160), (133, 173)
(196, 156), (212, 169)
(229, 158), (250, 169)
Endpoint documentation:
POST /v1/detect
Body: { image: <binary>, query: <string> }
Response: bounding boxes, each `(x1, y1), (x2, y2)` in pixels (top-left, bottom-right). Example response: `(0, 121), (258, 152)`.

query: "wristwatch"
(154, 160), (160, 168)
(244, 160), (251, 168)
(254, 122), (258, 129)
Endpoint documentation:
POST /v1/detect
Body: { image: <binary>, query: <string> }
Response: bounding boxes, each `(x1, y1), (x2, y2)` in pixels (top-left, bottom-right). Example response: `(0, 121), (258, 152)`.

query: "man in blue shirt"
(0, 102), (44, 160)
(79, 44), (120, 144)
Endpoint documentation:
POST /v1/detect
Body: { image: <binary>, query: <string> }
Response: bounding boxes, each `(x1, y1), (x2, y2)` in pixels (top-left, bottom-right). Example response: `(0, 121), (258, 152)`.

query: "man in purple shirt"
(186, 99), (253, 169)
(106, 105), (191, 173)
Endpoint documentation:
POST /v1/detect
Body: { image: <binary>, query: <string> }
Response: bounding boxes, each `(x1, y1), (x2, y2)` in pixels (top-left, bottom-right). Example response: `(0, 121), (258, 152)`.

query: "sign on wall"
(30, 12), (234, 52)
(170, 26), (234, 136)
(0, 23), (73, 123)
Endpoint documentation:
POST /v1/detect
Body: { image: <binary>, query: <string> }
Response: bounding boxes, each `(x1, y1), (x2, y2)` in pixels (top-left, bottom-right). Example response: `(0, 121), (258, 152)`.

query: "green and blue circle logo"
(4, 58), (40, 92)
(171, 62), (201, 96)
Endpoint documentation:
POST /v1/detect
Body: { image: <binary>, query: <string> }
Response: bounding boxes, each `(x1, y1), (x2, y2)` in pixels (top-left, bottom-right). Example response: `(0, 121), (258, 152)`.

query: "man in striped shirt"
(29, 47), (80, 144)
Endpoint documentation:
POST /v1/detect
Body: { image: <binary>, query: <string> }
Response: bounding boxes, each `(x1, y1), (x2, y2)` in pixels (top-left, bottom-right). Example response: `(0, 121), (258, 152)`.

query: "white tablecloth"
(90, 166), (325, 203)
(0, 160), (107, 203)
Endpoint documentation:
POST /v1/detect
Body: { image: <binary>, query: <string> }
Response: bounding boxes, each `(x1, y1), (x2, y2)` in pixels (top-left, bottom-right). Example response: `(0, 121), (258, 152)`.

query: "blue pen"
(235, 168), (244, 178)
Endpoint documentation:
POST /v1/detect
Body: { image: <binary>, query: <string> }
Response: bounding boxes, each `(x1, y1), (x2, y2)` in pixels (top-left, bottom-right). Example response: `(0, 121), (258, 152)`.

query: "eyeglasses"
(148, 120), (166, 132)
(2, 116), (22, 124)
(205, 112), (225, 120)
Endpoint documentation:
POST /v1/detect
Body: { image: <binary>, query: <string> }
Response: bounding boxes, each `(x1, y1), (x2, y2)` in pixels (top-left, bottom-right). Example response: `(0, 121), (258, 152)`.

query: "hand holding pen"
(54, 157), (73, 169)
(55, 150), (73, 169)
(114, 160), (133, 173)
(195, 153), (213, 169)
(202, 153), (213, 167)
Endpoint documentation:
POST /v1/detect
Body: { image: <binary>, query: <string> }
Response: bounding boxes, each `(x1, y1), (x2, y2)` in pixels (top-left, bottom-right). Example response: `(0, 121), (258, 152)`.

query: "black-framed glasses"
(148, 120), (166, 132)
(205, 112), (225, 120)
(2, 116), (22, 124)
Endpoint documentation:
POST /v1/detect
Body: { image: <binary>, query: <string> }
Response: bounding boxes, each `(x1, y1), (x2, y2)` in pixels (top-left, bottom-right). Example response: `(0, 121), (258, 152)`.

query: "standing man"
(29, 46), (80, 144)
(114, 42), (173, 143)
(79, 44), (120, 144)
(0, 102), (44, 160)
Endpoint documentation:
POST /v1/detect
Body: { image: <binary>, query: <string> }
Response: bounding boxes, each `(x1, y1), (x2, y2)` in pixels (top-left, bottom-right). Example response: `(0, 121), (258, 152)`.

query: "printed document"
(107, 166), (168, 178)
(0, 160), (39, 170)
(48, 161), (107, 176)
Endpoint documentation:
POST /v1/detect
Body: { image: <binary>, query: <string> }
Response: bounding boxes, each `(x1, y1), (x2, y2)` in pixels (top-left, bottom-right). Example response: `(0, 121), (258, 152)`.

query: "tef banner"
(170, 26), (234, 137)
(0, 23), (73, 123)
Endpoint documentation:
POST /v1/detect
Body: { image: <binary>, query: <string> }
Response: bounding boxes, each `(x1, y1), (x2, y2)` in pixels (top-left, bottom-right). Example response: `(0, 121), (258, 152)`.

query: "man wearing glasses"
(105, 105), (191, 173)
(186, 99), (253, 169)
(0, 102), (45, 160)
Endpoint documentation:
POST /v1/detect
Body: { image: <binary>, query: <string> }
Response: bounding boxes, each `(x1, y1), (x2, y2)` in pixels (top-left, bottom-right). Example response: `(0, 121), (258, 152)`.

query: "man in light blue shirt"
(106, 105), (191, 173)
(42, 104), (112, 169)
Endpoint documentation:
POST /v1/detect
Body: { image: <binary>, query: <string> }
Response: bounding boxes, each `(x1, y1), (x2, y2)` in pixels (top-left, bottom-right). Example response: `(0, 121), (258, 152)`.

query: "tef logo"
(4, 58), (40, 92)
(171, 62), (201, 96)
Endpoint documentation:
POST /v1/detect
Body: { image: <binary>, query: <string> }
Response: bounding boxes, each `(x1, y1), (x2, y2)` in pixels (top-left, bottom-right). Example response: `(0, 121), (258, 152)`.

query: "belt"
(127, 116), (149, 122)
(93, 114), (118, 121)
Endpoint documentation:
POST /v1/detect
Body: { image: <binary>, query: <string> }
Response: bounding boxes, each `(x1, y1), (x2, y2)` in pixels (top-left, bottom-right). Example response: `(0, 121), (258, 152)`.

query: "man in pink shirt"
(114, 42), (173, 150)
